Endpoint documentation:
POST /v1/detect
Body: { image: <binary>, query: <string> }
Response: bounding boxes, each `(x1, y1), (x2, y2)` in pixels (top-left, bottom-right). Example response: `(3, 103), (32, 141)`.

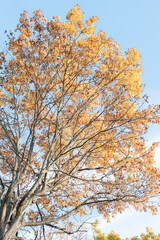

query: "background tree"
(0, 5), (160, 240)
(92, 221), (160, 240)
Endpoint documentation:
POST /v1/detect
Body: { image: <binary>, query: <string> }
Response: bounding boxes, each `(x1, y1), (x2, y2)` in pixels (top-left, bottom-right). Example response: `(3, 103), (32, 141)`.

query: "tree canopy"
(0, 5), (160, 240)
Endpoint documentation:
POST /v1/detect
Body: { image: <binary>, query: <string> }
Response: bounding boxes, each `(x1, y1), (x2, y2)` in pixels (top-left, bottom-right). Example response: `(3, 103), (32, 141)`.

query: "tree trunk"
(3, 218), (22, 240)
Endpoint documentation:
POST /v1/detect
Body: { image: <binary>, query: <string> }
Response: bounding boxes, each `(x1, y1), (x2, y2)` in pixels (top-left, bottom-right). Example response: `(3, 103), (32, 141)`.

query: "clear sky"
(1, 0), (160, 238)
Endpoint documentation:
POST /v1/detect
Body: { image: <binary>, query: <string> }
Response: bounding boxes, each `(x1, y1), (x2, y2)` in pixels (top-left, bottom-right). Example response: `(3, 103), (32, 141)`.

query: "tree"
(133, 227), (160, 240)
(92, 220), (121, 240)
(92, 221), (160, 240)
(0, 5), (160, 239)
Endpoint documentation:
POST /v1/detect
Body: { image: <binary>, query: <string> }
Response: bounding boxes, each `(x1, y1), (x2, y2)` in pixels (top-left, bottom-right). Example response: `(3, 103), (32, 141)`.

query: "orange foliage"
(0, 5), (160, 239)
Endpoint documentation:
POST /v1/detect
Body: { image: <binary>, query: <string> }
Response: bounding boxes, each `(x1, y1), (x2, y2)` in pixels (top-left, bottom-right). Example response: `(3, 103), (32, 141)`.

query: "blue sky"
(1, 0), (160, 238)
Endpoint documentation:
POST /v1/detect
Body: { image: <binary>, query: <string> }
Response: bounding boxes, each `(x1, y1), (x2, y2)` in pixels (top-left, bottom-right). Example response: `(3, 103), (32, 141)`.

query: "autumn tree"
(0, 5), (160, 240)
(92, 221), (160, 240)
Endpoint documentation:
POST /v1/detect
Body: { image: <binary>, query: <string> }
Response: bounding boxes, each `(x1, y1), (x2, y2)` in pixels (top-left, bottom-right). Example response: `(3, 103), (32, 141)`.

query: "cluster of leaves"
(0, 4), (160, 240)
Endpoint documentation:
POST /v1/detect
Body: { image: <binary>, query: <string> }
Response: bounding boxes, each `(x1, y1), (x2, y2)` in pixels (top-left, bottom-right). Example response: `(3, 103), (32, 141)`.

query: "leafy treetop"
(0, 5), (160, 240)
